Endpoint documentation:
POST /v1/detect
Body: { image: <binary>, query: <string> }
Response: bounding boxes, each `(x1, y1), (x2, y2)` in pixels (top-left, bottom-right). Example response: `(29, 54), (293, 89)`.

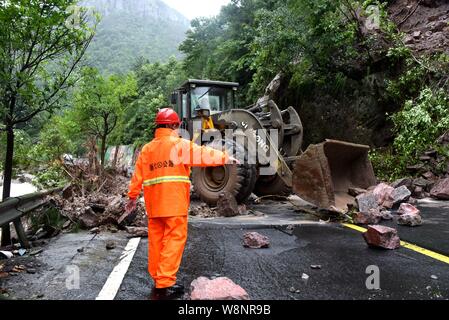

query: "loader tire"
(254, 174), (292, 198)
(192, 139), (257, 205)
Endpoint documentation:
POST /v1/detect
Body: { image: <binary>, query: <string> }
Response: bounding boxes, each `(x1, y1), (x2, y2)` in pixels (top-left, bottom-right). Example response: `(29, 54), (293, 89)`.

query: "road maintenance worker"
(125, 107), (237, 300)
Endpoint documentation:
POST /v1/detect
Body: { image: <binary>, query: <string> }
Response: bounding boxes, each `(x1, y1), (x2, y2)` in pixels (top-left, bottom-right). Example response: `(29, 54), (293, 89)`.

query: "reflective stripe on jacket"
(128, 128), (229, 218)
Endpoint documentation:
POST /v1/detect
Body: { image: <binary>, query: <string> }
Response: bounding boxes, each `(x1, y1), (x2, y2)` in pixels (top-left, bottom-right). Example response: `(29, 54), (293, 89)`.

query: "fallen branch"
(398, 0), (423, 27)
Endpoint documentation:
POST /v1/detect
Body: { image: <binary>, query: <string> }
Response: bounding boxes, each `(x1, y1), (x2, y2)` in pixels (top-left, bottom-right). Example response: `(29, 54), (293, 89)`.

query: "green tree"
(118, 57), (186, 146)
(73, 67), (137, 168)
(0, 0), (96, 245)
(0, 0), (96, 198)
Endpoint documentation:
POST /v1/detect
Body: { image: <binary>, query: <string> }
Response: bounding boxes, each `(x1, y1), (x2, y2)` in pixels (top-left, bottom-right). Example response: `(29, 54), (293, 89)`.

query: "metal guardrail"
(0, 188), (62, 247)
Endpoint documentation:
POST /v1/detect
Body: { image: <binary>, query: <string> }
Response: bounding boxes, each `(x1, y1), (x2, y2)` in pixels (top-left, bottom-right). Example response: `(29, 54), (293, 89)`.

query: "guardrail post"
(1, 224), (11, 246)
(13, 218), (30, 248)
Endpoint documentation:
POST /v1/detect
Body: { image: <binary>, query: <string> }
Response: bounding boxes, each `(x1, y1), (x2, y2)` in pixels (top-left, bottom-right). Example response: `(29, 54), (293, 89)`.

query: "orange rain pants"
(128, 128), (228, 288)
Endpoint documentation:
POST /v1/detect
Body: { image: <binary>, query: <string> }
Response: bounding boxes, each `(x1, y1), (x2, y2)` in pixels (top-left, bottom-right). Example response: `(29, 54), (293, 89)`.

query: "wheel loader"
(170, 79), (376, 211)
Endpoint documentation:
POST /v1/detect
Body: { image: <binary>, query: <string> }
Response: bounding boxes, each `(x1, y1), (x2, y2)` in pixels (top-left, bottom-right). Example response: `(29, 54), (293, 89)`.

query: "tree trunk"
(112, 146), (119, 169)
(100, 135), (107, 170)
(1, 125), (14, 246)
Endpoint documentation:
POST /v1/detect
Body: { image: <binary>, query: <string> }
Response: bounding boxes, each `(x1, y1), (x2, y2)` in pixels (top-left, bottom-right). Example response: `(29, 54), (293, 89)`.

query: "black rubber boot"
(150, 284), (185, 300)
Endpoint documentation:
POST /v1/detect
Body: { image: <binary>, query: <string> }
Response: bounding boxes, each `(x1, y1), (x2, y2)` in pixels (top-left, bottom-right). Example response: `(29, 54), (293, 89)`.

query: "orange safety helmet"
(155, 108), (181, 125)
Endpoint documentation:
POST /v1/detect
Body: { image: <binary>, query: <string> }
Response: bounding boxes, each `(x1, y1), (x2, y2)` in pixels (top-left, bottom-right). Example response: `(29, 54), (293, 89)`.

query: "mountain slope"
(81, 0), (190, 74)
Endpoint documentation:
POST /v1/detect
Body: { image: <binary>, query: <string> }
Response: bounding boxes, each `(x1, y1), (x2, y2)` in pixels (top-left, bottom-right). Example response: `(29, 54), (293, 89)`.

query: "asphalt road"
(1, 199), (448, 300)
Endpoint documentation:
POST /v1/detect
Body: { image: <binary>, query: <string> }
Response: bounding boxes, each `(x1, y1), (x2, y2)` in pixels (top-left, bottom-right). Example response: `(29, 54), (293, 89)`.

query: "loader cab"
(171, 79), (239, 127)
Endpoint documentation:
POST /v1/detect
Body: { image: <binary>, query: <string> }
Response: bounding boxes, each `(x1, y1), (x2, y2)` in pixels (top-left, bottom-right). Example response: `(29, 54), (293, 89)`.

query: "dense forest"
(81, 0), (190, 74)
(1, 0), (448, 193)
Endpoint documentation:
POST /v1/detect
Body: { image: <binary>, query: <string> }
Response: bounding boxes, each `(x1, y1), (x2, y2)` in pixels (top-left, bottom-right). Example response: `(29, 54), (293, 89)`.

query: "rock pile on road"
(353, 182), (423, 227)
(43, 170), (147, 237)
(190, 277), (249, 300)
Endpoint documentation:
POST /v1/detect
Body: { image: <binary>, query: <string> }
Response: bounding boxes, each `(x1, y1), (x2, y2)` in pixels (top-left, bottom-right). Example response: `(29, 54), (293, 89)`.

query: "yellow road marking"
(342, 223), (449, 265)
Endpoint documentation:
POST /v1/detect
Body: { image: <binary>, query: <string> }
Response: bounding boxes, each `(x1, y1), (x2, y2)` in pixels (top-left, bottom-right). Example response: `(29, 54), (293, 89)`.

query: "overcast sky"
(162, 0), (231, 20)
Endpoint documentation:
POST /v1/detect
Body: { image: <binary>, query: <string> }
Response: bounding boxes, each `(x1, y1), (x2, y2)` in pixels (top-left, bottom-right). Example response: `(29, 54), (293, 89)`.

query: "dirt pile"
(389, 0), (449, 55)
(43, 165), (146, 234)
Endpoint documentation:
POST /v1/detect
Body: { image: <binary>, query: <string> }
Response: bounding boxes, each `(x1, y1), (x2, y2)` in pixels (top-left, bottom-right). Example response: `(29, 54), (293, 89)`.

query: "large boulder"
(190, 277), (250, 300)
(216, 192), (240, 217)
(430, 178), (449, 200)
(243, 232), (270, 249)
(391, 178), (413, 190)
(363, 225), (401, 250)
(373, 183), (394, 206)
(356, 193), (379, 213)
(398, 203), (421, 216)
(390, 186), (412, 206)
(79, 207), (100, 229)
(354, 209), (382, 225)
(398, 214), (423, 227)
(397, 203), (422, 227)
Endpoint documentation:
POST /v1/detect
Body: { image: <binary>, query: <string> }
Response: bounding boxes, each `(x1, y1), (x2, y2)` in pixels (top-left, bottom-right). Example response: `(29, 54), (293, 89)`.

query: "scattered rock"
(408, 165), (426, 175)
(26, 268), (37, 274)
(238, 204), (248, 215)
(381, 211), (394, 220)
(391, 178), (413, 189)
(216, 192), (240, 217)
(422, 171), (437, 180)
(356, 192), (379, 213)
(310, 265), (322, 270)
(79, 207), (101, 229)
(413, 178), (432, 189)
(431, 20), (447, 32)
(301, 273), (310, 281)
(354, 209), (382, 225)
(125, 226), (148, 238)
(390, 186), (412, 206)
(243, 232), (270, 249)
(190, 277), (249, 300)
(189, 203), (216, 218)
(398, 203), (421, 216)
(106, 241), (116, 250)
(431, 275), (438, 280)
(62, 220), (72, 229)
(430, 178), (449, 200)
(412, 30), (422, 38)
(29, 249), (43, 256)
(413, 186), (424, 198)
(398, 213), (423, 227)
(0, 251), (13, 259)
(363, 225), (401, 250)
(77, 247), (84, 253)
(408, 197), (418, 205)
(373, 183), (394, 206)
(90, 227), (100, 234)
(348, 187), (367, 197)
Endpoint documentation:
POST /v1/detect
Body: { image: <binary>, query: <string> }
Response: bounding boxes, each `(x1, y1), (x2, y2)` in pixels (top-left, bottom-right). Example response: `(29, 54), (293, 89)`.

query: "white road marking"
(96, 237), (141, 300)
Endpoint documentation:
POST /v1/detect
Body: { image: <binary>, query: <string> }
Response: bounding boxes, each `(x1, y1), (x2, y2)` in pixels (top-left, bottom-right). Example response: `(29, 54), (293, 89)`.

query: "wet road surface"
(1, 199), (448, 300)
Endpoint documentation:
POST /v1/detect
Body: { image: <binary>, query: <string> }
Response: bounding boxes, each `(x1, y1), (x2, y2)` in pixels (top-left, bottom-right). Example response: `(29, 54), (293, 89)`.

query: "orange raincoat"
(128, 128), (228, 288)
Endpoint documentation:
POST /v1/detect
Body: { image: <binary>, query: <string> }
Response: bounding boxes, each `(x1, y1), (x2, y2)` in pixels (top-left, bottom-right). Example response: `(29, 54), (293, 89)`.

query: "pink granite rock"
(190, 277), (250, 300)
(397, 203), (421, 216)
(243, 232), (270, 248)
(354, 209), (382, 225)
(430, 178), (449, 200)
(373, 183), (394, 206)
(363, 225), (401, 250)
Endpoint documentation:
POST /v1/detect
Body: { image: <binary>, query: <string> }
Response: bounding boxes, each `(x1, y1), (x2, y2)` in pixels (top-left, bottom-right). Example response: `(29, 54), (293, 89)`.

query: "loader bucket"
(292, 140), (377, 211)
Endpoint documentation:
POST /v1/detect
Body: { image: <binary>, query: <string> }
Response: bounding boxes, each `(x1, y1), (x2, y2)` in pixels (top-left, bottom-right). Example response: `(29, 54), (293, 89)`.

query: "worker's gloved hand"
(125, 198), (137, 213)
(228, 156), (240, 165)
